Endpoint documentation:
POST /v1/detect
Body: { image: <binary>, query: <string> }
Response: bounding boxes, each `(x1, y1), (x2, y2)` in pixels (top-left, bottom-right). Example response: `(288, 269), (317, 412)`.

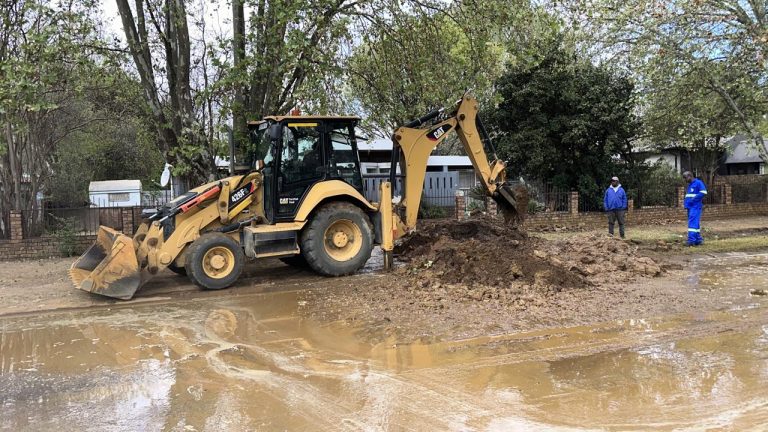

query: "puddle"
(688, 253), (768, 292)
(2, 256), (768, 430)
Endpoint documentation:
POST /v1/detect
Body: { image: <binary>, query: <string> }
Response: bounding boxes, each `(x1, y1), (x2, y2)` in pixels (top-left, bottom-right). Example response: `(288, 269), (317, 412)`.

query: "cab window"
(327, 124), (363, 190)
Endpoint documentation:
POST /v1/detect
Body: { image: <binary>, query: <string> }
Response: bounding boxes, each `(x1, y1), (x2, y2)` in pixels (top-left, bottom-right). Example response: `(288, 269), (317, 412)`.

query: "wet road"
(1, 253), (767, 431)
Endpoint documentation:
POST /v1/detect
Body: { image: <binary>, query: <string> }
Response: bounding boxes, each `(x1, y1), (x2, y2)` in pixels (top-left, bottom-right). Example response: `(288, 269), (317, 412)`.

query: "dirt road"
(1, 224), (767, 430)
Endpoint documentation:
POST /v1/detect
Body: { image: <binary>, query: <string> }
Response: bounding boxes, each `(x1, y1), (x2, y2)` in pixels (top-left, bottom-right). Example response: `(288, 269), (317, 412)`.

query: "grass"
(533, 221), (768, 255)
(677, 236), (768, 254)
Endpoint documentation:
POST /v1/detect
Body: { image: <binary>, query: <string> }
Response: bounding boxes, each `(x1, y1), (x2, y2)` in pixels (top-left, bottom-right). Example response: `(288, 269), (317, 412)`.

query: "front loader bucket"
(69, 226), (142, 300)
(494, 183), (530, 225)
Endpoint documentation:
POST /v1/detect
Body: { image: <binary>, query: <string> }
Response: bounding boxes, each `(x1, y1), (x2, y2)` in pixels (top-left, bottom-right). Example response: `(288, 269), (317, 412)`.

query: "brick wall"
(523, 202), (768, 231)
(0, 209), (135, 261)
(453, 187), (768, 230)
(0, 235), (96, 261)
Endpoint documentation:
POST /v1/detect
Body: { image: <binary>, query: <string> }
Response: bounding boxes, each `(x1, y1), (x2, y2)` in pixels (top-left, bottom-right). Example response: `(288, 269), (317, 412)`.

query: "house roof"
(358, 138), (393, 151)
(724, 135), (768, 164)
(247, 116), (360, 126)
(89, 180), (141, 193)
(427, 156), (472, 166)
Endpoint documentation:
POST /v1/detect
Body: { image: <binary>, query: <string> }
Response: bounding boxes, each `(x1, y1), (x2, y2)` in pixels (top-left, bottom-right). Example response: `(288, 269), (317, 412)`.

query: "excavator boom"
(378, 95), (528, 268)
(391, 95), (525, 229)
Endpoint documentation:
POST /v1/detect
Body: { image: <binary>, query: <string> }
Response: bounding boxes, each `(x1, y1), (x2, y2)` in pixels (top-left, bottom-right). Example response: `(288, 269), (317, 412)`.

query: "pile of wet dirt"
(391, 216), (661, 308)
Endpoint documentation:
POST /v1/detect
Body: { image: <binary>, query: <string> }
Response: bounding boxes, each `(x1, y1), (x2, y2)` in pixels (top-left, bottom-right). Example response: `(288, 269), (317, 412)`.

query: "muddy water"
(1, 254), (768, 431)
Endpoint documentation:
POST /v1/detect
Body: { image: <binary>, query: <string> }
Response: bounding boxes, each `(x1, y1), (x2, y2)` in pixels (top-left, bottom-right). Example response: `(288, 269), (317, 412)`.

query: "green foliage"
(52, 216), (78, 257)
(527, 199), (544, 214)
(466, 200), (486, 213)
(633, 162), (683, 207)
(347, 1), (557, 132)
(418, 200), (448, 219)
(0, 0), (111, 212)
(570, 0), (768, 160)
(47, 71), (164, 205)
(487, 38), (639, 206)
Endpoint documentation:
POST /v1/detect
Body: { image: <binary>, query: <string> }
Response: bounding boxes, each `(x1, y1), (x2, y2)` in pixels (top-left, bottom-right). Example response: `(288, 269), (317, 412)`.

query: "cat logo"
(427, 124), (452, 141)
(279, 197), (299, 205)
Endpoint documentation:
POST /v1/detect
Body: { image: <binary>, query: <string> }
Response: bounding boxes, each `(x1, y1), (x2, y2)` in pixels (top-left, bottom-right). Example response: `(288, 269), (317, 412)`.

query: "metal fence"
(732, 183), (767, 203)
(142, 189), (174, 207)
(632, 187), (678, 208)
(363, 172), (459, 208)
(702, 184), (724, 205)
(578, 193), (603, 213)
(527, 184), (570, 213)
(21, 206), (125, 238)
(362, 175), (404, 203)
(362, 173), (457, 219)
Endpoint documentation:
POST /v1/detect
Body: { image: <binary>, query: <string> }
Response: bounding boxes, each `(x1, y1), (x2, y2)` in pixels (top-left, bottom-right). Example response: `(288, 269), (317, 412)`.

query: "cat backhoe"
(70, 95), (526, 299)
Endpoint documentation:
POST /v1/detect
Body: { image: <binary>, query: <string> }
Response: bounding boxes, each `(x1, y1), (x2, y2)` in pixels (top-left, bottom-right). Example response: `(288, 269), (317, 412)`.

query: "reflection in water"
(0, 254), (767, 431)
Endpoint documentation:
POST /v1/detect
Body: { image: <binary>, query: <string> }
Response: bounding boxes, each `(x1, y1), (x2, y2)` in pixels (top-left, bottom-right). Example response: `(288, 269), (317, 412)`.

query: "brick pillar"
(9, 210), (23, 241)
(121, 207), (135, 236)
(627, 199), (634, 214)
(723, 184), (732, 205)
(485, 196), (498, 218)
(570, 191), (579, 215)
(677, 186), (685, 208)
(454, 190), (466, 221)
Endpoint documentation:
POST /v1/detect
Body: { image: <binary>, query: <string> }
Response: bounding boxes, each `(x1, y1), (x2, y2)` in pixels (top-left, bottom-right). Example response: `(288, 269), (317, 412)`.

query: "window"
(280, 125), (323, 182)
(108, 193), (130, 203)
(328, 126), (362, 190)
(276, 123), (325, 217)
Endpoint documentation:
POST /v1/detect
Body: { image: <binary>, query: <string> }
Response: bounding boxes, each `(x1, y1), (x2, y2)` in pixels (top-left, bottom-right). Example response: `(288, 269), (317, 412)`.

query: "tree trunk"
(232, 0), (247, 151)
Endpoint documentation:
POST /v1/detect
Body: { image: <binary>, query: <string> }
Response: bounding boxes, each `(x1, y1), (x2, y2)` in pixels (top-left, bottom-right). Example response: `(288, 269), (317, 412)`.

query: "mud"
(1, 253), (767, 431)
(387, 217), (661, 310)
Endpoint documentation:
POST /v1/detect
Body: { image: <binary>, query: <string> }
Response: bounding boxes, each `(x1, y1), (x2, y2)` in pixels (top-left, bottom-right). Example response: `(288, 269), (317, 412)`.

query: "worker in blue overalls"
(682, 171), (707, 246)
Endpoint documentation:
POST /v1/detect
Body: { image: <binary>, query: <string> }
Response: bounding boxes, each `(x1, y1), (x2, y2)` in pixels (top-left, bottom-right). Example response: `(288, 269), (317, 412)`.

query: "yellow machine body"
(71, 96), (525, 299)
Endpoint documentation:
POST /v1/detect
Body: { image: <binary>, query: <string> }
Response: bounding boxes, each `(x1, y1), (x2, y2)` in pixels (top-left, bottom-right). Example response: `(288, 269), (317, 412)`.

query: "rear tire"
(186, 233), (245, 290)
(301, 202), (373, 276)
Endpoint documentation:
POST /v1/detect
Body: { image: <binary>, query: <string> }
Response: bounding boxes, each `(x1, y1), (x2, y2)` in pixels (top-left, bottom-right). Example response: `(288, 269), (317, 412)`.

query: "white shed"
(89, 180), (142, 207)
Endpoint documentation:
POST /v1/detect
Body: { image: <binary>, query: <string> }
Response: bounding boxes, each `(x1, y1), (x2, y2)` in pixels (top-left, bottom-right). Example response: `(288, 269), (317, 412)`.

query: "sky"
(98, 0), (232, 43)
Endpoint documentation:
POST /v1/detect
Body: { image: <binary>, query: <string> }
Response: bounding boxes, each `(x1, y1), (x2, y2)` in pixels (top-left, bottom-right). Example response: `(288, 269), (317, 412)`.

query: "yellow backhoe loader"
(70, 96), (527, 299)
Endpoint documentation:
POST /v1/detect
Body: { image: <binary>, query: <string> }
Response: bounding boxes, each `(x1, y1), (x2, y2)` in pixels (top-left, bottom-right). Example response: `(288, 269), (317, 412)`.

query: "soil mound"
(393, 216), (661, 307)
(395, 217), (582, 292)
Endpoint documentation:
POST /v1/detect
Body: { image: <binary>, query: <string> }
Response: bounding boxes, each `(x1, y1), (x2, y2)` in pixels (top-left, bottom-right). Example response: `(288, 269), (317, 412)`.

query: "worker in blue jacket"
(604, 176), (628, 238)
(683, 171), (707, 246)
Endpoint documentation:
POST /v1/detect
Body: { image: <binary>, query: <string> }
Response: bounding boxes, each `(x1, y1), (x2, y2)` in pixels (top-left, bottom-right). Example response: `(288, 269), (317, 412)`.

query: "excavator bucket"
(494, 183), (530, 225)
(69, 226), (142, 300)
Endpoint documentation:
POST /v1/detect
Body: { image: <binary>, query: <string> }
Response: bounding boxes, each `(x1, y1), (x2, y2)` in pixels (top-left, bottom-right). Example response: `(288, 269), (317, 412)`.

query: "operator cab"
(246, 116), (364, 223)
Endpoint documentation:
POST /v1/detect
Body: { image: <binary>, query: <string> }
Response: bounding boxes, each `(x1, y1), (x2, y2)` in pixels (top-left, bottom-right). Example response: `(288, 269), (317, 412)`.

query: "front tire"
(186, 233), (245, 290)
(301, 202), (373, 276)
(167, 262), (187, 276)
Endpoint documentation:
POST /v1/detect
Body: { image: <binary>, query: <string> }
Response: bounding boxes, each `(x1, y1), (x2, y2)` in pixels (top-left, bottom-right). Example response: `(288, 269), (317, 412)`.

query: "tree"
(227, 0), (368, 162)
(346, 0), (556, 134)
(115, 0), (216, 185)
(568, 0), (768, 160)
(47, 72), (165, 205)
(486, 40), (639, 206)
(641, 65), (752, 184)
(0, 0), (108, 216)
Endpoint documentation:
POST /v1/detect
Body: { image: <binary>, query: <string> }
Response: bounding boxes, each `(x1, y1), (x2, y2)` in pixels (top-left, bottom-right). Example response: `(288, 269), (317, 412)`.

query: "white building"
(89, 180), (142, 207)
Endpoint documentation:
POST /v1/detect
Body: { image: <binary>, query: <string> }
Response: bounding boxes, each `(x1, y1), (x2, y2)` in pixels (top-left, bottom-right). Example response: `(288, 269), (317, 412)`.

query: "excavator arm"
(379, 95), (527, 268)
